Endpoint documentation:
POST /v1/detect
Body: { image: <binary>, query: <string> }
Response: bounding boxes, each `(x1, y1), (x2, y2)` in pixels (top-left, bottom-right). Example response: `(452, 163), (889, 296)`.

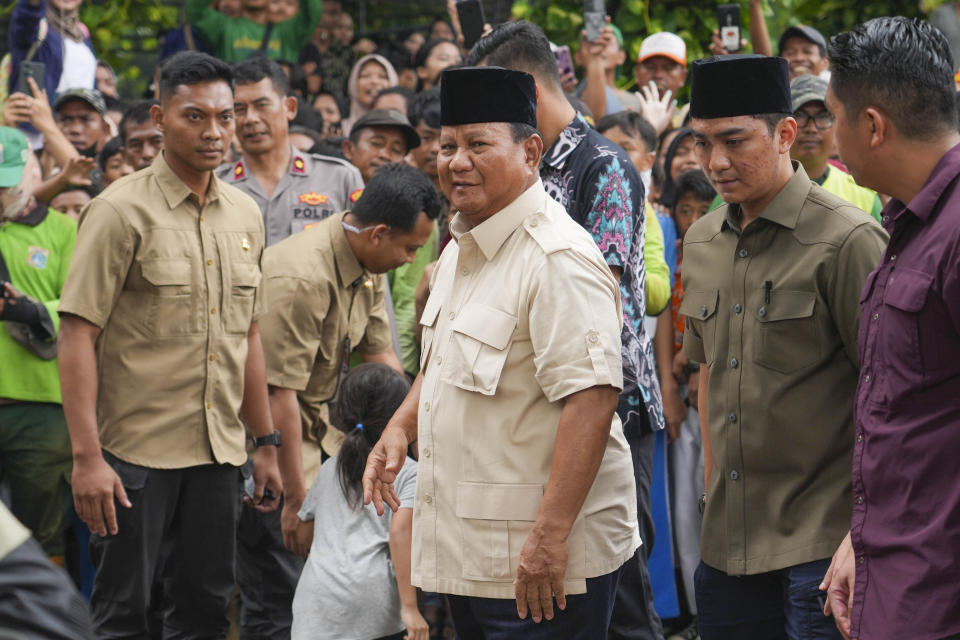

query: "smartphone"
(717, 4), (742, 53)
(583, 0), (605, 43)
(457, 0), (486, 50)
(15, 61), (45, 95)
(555, 45), (574, 80)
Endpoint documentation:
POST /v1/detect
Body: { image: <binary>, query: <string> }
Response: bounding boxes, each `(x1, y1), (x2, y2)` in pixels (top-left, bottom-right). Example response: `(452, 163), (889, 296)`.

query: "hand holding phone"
(717, 4), (742, 53)
(15, 61), (45, 96)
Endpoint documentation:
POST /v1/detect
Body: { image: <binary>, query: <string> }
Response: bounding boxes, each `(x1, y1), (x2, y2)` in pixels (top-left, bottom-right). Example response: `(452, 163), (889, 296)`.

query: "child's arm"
(389, 508), (428, 640)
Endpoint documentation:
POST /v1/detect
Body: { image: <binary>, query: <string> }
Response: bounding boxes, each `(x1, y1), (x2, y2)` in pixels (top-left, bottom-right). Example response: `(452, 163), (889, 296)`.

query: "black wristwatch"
(253, 429), (282, 448)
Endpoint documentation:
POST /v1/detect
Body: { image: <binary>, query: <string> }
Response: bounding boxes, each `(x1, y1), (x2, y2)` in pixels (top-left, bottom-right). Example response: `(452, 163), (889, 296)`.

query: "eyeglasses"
(793, 111), (835, 130)
(341, 220), (390, 235)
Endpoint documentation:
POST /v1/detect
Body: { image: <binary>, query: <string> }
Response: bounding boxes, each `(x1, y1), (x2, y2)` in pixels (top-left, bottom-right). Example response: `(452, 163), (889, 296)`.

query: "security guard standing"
(680, 55), (887, 639)
(219, 57), (364, 248)
(57, 52), (282, 638)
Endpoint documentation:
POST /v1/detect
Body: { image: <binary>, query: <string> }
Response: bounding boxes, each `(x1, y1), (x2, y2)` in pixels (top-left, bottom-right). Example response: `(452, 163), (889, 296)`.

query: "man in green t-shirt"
(0, 127), (77, 563)
(186, 0), (324, 62)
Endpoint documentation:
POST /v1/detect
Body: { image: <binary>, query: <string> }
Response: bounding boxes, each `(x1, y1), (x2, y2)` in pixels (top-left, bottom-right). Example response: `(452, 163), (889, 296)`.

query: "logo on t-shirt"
(26, 246), (49, 269)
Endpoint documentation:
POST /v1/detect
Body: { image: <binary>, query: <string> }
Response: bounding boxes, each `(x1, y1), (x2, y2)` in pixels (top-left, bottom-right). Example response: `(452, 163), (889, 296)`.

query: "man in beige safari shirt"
(363, 67), (639, 639)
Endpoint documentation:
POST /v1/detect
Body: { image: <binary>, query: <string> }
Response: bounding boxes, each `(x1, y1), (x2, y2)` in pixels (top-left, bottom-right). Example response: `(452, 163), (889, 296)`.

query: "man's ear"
(777, 116), (799, 155)
(150, 104), (164, 133)
(522, 134), (544, 170)
(284, 95), (298, 121)
(863, 106), (887, 149)
(368, 222), (390, 244)
(342, 139), (354, 161)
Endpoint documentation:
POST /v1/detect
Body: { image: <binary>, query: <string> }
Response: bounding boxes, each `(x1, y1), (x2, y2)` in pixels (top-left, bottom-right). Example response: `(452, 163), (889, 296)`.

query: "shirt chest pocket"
(223, 262), (262, 335)
(139, 259), (198, 337)
(879, 268), (932, 374)
(754, 290), (819, 374)
(679, 289), (719, 365)
(440, 303), (517, 395)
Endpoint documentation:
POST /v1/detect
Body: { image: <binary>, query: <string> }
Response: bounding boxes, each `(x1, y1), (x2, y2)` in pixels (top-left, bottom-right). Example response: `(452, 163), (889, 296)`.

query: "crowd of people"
(0, 1), (958, 639)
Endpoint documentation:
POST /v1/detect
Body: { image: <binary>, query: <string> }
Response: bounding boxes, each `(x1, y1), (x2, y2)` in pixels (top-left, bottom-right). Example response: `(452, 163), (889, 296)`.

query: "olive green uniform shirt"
(59, 154), (266, 469)
(259, 213), (393, 485)
(680, 164), (887, 575)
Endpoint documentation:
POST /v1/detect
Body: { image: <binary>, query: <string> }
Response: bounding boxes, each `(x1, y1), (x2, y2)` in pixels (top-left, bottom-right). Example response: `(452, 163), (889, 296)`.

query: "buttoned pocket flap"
(232, 262), (262, 288)
(679, 288), (719, 320)
(758, 291), (816, 322)
(140, 259), (191, 286)
(882, 269), (932, 312)
(456, 482), (543, 521)
(452, 304), (517, 349)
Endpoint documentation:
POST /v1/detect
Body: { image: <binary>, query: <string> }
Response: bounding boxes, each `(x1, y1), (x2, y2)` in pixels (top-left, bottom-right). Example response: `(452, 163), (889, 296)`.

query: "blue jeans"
(695, 559), (843, 640)
(448, 567), (623, 640)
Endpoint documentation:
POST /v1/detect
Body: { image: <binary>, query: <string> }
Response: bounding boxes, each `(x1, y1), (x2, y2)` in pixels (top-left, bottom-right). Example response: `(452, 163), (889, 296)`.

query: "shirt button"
(436, 356), (442, 365)
(424, 402), (430, 412)
(448, 312), (455, 320)
(588, 333), (599, 344)
(857, 433), (863, 443)
(733, 304), (743, 314)
(864, 374), (871, 383)
(872, 312), (879, 321)
(730, 470), (740, 480)
(858, 556), (865, 565)
(210, 307), (217, 315)
(423, 448), (431, 458)
(700, 306), (708, 318)
(728, 413), (737, 424)
(530, 219), (539, 227)
(882, 215), (889, 223)
(424, 494), (433, 504)
(206, 403), (211, 409)
(730, 357), (739, 368)
(758, 307), (767, 317)
(209, 355), (216, 362)
(738, 248), (749, 258)
(461, 267), (469, 276)
(206, 259), (213, 266)
(890, 254), (897, 261)
(856, 496), (864, 504)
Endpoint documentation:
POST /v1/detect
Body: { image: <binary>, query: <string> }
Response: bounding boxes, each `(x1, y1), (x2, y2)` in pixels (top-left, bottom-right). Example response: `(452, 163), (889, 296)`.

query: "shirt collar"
(541, 115), (589, 171)
(153, 152), (222, 210)
(13, 202), (49, 227)
(723, 161), (810, 232)
(889, 140), (960, 225)
(331, 211), (366, 288)
(450, 180), (546, 261)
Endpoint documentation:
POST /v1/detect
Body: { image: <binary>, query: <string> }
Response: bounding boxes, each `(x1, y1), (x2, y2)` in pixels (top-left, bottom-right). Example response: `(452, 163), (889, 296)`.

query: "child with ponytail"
(291, 363), (427, 640)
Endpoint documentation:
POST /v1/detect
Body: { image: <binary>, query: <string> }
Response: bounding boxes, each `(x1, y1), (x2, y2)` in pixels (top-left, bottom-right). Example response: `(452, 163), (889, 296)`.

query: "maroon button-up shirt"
(851, 142), (960, 639)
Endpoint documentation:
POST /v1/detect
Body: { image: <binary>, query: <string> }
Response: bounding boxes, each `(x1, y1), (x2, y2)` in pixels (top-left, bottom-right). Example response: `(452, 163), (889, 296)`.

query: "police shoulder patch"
(233, 162), (245, 180)
(349, 188), (364, 203)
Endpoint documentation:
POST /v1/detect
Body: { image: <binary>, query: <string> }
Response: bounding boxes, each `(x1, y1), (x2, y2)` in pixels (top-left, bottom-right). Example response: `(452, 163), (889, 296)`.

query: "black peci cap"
(689, 55), (792, 119)
(440, 66), (537, 129)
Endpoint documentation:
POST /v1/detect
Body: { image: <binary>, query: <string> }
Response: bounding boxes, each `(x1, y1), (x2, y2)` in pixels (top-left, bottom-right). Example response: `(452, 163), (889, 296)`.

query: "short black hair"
(289, 125), (322, 147)
(232, 57), (290, 97)
(158, 51), (233, 102)
(466, 21), (561, 88)
(595, 111), (658, 154)
(98, 136), (125, 171)
(673, 169), (716, 206)
(373, 86), (414, 109)
(353, 163), (444, 229)
(103, 95), (125, 114)
(379, 40), (415, 73)
(752, 113), (786, 136)
(830, 17), (957, 140)
(119, 99), (157, 144)
(509, 122), (539, 143)
(407, 87), (441, 129)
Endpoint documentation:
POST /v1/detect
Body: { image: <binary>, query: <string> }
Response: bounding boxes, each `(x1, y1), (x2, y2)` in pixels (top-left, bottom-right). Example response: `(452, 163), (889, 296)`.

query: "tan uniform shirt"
(413, 180), (640, 599)
(59, 154), (266, 469)
(259, 213), (393, 484)
(680, 164), (887, 575)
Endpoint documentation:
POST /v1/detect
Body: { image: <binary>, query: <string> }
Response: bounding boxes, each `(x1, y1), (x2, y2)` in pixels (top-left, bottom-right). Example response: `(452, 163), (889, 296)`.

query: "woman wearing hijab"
(9, 0), (98, 99)
(342, 53), (397, 136)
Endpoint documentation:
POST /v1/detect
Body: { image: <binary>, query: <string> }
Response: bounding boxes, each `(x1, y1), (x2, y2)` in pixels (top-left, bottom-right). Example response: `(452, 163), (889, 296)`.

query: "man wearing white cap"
(635, 32), (689, 133)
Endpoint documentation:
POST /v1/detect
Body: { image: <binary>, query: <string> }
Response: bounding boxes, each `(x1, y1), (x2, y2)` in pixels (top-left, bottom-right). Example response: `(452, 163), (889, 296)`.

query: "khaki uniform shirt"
(259, 213), (393, 484)
(680, 164), (887, 575)
(59, 154), (266, 469)
(216, 149), (364, 247)
(413, 181), (640, 599)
